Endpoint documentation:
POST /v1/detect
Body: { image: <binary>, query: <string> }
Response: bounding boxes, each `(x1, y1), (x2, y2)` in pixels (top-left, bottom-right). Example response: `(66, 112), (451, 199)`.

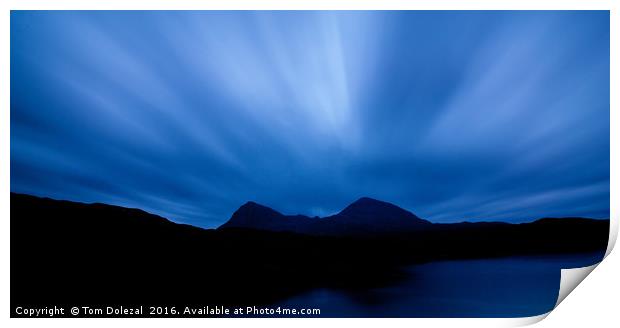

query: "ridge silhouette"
(10, 193), (609, 317)
(219, 197), (431, 235)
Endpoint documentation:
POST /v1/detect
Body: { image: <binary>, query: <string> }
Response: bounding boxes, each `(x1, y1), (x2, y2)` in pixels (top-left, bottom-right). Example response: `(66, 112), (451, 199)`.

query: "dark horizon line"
(9, 192), (610, 230)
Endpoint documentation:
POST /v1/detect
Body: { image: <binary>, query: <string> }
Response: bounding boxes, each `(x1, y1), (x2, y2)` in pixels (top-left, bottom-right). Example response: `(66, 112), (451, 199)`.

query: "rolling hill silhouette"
(11, 193), (609, 317)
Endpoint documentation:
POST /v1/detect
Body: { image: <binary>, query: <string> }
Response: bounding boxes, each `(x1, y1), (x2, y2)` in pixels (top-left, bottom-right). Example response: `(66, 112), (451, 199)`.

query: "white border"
(1, 1), (617, 328)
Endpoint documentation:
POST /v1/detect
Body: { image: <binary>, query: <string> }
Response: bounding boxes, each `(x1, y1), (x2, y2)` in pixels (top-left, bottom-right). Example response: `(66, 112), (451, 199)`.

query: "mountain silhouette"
(326, 197), (431, 232)
(10, 192), (609, 317)
(219, 197), (431, 235)
(219, 201), (316, 233)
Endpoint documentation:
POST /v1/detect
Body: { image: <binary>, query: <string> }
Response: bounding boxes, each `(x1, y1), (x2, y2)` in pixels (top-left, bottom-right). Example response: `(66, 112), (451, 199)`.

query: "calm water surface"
(272, 252), (605, 317)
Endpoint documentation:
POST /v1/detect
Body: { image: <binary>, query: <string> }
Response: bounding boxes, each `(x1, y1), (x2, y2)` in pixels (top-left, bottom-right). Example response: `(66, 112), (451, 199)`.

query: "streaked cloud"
(11, 11), (609, 227)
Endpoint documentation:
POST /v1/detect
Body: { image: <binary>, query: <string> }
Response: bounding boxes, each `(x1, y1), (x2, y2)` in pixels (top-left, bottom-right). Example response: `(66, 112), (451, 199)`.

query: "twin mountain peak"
(218, 197), (432, 235)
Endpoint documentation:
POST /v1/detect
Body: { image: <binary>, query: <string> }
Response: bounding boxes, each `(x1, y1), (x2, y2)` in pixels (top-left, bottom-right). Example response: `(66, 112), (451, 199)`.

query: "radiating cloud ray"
(10, 11), (609, 227)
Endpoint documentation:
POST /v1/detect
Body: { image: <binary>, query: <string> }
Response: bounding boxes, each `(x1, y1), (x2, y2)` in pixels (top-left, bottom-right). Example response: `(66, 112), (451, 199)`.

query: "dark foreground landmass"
(10, 193), (609, 317)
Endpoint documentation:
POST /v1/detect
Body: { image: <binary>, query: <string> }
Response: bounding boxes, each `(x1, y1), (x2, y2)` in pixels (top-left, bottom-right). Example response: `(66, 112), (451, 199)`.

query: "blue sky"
(11, 11), (609, 227)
